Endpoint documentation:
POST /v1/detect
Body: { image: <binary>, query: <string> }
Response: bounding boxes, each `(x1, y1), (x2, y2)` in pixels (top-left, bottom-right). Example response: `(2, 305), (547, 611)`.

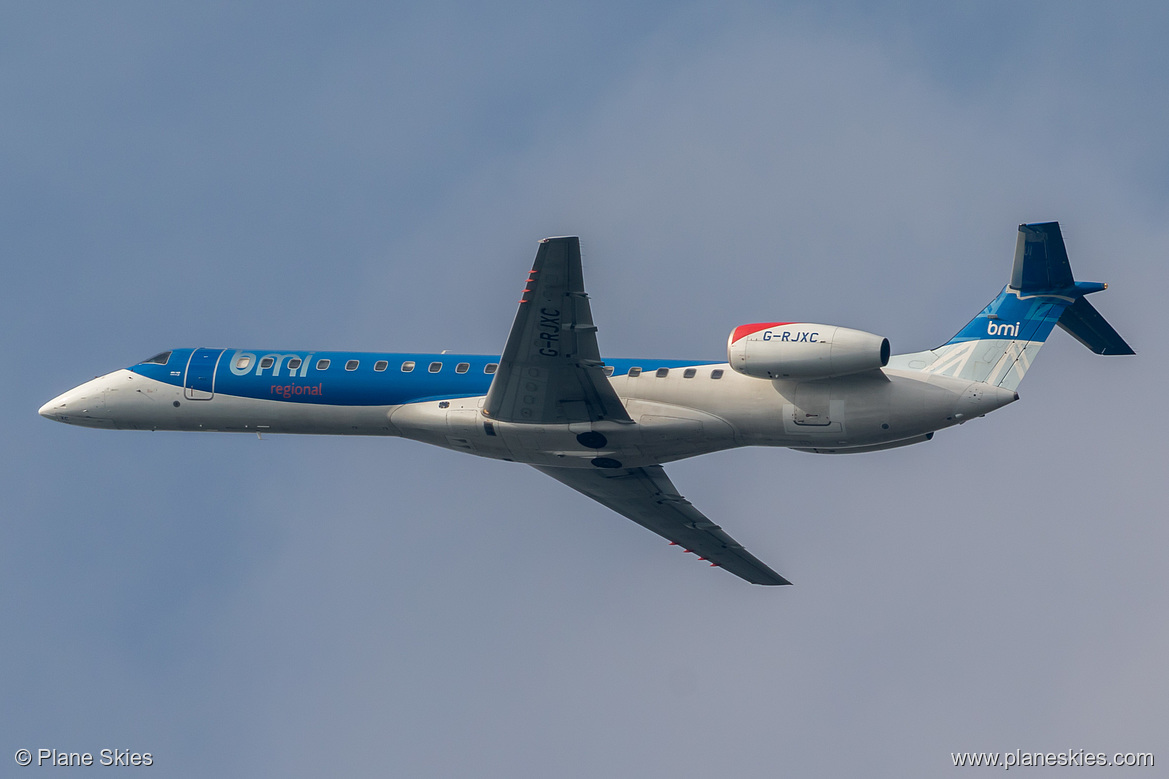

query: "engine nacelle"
(727, 322), (890, 380)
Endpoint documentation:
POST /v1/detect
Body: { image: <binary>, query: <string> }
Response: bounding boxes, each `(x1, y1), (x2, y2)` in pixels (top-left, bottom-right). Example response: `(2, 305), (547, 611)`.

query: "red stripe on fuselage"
(730, 322), (793, 344)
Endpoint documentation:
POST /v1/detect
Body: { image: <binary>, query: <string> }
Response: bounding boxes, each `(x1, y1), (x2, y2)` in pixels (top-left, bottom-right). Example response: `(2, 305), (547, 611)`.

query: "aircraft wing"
(532, 464), (791, 585)
(484, 237), (632, 424)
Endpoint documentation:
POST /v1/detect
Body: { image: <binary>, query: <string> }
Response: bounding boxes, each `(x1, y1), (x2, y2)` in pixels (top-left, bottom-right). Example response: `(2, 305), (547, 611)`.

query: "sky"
(3, 2), (1166, 776)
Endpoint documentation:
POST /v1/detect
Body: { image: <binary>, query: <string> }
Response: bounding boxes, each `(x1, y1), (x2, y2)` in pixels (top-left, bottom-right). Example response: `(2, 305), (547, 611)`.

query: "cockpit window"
(142, 351), (172, 365)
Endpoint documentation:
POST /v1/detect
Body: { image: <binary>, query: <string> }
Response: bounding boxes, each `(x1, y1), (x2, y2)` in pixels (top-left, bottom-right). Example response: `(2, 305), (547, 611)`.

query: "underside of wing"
(484, 237), (631, 425)
(533, 464), (790, 586)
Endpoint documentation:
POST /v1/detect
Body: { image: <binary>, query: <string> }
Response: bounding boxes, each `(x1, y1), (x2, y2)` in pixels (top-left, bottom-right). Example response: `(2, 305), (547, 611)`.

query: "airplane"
(39, 222), (1133, 585)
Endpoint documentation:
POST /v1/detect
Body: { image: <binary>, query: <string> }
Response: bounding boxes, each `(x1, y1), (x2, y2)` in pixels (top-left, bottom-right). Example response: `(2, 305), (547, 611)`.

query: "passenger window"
(287, 358), (302, 371)
(484, 363), (498, 374)
(711, 369), (724, 379)
(655, 367), (669, 378)
(143, 351), (172, 365)
(345, 360), (359, 371)
(628, 367), (642, 377)
(428, 362), (442, 373)
(260, 357), (275, 369)
(455, 363), (469, 374)
(683, 368), (696, 378)
(316, 359), (331, 370)
(234, 355), (252, 371)
(603, 366), (614, 377)
(401, 361), (415, 372)
(374, 360), (388, 372)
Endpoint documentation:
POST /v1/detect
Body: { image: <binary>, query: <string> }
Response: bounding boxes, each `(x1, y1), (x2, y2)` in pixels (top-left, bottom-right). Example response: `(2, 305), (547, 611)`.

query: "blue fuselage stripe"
(132, 349), (711, 406)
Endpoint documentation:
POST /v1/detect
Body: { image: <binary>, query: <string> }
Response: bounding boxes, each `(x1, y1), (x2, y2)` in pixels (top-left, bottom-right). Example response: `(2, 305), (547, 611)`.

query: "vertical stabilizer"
(887, 222), (1132, 390)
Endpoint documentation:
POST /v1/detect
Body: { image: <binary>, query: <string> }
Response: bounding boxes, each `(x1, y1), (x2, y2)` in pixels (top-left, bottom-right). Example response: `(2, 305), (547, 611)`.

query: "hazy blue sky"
(3, 3), (1166, 776)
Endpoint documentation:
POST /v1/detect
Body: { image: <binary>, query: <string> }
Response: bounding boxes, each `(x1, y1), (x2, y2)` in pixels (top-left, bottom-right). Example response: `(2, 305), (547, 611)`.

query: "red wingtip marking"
(730, 322), (794, 345)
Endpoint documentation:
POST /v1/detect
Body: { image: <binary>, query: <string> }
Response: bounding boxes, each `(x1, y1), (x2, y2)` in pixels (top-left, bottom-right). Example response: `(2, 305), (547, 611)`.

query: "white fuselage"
(40, 361), (1016, 468)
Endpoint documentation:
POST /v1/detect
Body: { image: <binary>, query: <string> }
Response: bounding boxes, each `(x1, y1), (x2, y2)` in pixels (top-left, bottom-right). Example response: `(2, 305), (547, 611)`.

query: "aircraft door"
(184, 348), (224, 400)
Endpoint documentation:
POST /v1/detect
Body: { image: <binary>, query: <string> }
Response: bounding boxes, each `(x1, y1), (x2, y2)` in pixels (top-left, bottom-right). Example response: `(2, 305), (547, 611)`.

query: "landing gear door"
(184, 348), (224, 400)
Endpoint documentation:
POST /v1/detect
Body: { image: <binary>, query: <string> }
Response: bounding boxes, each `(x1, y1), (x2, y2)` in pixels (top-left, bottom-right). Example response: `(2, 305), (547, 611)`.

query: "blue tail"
(888, 222), (1133, 390)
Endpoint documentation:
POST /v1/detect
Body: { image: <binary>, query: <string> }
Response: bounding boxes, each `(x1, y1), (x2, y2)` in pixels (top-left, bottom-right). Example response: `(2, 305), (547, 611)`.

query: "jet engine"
(727, 322), (890, 380)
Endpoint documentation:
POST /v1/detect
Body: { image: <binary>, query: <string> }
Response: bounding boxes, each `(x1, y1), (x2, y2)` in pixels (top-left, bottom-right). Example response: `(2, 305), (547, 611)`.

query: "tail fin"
(889, 222), (1133, 391)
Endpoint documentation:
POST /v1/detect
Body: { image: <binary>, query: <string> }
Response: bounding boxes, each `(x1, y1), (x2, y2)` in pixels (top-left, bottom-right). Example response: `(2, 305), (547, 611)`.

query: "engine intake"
(728, 322), (890, 380)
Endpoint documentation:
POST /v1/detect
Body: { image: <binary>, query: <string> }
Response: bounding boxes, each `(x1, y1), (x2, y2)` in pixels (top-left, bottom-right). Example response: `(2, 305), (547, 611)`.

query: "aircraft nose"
(38, 388), (78, 421)
(37, 375), (112, 426)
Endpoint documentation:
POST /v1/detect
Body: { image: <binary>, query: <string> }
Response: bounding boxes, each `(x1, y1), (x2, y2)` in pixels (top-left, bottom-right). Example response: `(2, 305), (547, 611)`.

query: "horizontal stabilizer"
(1057, 297), (1135, 355)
